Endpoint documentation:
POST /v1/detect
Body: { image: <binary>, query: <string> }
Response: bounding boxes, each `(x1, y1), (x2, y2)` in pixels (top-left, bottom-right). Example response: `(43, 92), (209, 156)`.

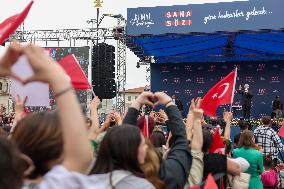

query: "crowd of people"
(1, 41), (284, 189)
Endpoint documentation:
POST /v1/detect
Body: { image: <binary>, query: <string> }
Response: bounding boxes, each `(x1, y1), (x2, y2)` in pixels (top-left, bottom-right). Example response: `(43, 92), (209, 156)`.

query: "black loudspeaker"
(92, 43), (116, 99)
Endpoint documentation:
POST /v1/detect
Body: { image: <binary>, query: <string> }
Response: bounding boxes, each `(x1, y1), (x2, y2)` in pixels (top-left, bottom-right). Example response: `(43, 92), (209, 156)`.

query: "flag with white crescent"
(200, 69), (237, 117)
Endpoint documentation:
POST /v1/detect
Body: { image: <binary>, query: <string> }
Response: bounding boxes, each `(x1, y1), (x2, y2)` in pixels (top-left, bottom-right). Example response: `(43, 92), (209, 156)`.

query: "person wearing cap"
(272, 96), (283, 118)
(237, 84), (253, 120)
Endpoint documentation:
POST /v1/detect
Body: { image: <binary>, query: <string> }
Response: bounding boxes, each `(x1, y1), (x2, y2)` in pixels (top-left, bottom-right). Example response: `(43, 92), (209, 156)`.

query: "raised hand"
(15, 95), (27, 113)
(192, 108), (204, 121)
(114, 112), (123, 125)
(154, 92), (172, 107)
(223, 110), (233, 123)
(22, 44), (69, 90)
(13, 95), (28, 125)
(0, 41), (24, 81)
(90, 96), (101, 111)
(131, 91), (155, 110)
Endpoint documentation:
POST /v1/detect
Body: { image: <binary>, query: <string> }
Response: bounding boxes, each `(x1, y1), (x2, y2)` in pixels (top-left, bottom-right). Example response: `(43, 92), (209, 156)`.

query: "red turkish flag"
(209, 128), (225, 153)
(200, 69), (237, 117)
(0, 1), (33, 45)
(204, 174), (218, 189)
(278, 121), (284, 138)
(59, 54), (91, 90)
(142, 115), (149, 137)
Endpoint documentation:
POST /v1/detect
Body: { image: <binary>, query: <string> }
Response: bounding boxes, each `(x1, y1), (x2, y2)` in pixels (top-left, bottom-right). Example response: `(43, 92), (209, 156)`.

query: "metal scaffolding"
(115, 17), (127, 113)
(9, 25), (127, 112)
(137, 59), (151, 89)
(11, 28), (114, 45)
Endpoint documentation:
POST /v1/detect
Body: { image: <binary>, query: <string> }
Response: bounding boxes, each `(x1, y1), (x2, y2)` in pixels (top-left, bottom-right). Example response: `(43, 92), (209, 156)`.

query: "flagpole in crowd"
(229, 67), (238, 113)
(91, 88), (96, 98)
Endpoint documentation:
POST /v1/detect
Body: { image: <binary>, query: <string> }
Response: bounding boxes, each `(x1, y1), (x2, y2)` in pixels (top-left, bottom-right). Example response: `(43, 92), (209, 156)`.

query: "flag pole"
(92, 90), (96, 97)
(229, 67), (238, 112)
(91, 86), (96, 97)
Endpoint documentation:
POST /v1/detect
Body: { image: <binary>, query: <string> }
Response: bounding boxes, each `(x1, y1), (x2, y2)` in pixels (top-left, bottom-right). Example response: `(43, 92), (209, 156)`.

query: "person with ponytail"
(123, 92), (192, 189)
(10, 111), (63, 189)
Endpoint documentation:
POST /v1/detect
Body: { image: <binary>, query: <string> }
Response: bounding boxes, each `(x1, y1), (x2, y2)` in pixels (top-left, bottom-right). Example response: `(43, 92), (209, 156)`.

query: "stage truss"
(8, 23), (127, 113)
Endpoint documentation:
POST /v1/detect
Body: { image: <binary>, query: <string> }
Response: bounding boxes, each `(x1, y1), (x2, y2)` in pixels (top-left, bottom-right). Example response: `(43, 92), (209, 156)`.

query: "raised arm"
(185, 99), (195, 141)
(191, 108), (204, 151)
(23, 44), (92, 174)
(223, 111), (233, 140)
(185, 98), (202, 141)
(154, 92), (191, 189)
(9, 95), (27, 137)
(123, 92), (154, 125)
(88, 97), (101, 140)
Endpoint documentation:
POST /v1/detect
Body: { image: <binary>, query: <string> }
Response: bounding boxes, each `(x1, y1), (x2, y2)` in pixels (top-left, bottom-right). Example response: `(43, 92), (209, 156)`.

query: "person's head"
(0, 136), (24, 189)
(141, 139), (164, 189)
(244, 84), (249, 89)
(263, 154), (275, 170)
(91, 125), (148, 177)
(210, 118), (218, 126)
(238, 130), (255, 148)
(202, 124), (214, 133)
(261, 116), (271, 126)
(238, 120), (248, 131)
(137, 116), (155, 136)
(202, 129), (213, 153)
(10, 112), (63, 179)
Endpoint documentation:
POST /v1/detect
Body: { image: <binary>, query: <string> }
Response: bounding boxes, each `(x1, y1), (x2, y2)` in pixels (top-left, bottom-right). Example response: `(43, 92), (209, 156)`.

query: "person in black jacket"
(172, 95), (184, 113)
(237, 84), (253, 120)
(123, 92), (192, 189)
(272, 96), (283, 118)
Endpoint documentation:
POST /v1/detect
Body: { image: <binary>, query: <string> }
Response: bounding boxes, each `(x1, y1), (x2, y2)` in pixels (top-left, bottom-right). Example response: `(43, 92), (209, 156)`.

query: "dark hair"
(218, 119), (226, 128)
(238, 120), (248, 131)
(0, 136), (23, 189)
(202, 124), (214, 132)
(202, 129), (212, 153)
(0, 127), (8, 138)
(263, 154), (275, 169)
(238, 130), (255, 148)
(210, 119), (218, 126)
(261, 116), (271, 126)
(223, 139), (232, 155)
(91, 125), (144, 178)
(11, 112), (63, 179)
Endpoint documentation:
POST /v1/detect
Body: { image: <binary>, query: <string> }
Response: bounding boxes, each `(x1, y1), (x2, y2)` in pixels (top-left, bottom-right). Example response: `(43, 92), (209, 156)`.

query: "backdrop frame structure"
(8, 18), (127, 113)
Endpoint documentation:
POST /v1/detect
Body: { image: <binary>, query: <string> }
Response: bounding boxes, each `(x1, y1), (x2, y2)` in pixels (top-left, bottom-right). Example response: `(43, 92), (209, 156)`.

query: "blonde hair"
(141, 139), (164, 189)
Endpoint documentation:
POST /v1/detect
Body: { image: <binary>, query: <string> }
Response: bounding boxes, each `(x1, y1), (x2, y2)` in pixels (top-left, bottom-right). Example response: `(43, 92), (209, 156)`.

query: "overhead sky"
(0, 0), (245, 89)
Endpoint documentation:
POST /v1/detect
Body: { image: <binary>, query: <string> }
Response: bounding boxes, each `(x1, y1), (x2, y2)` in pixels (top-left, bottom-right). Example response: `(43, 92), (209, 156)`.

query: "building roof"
(123, 87), (145, 93)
